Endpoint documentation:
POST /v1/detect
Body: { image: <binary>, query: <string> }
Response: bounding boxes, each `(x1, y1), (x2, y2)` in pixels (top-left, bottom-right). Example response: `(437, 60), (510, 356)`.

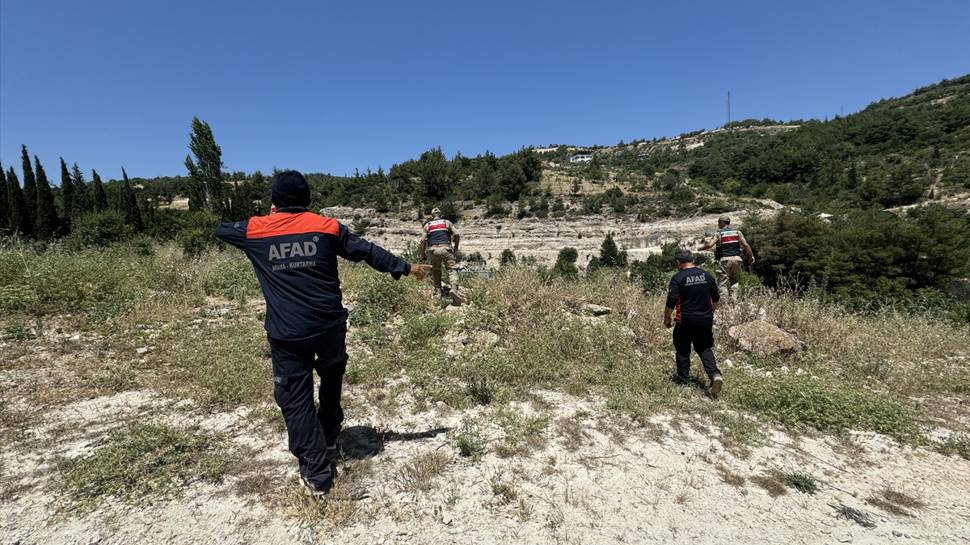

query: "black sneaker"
(300, 475), (333, 498)
(671, 374), (690, 385)
(709, 374), (723, 397)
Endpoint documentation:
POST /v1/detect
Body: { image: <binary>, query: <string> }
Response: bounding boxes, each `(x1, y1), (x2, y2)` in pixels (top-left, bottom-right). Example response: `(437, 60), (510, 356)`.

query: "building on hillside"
(569, 153), (593, 163)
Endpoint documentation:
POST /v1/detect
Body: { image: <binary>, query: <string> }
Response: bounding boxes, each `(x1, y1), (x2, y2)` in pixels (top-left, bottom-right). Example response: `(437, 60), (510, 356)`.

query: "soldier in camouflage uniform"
(420, 208), (462, 305)
(699, 216), (755, 303)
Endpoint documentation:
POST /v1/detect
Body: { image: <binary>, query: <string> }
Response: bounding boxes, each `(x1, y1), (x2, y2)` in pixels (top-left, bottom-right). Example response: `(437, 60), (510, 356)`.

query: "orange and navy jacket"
(215, 207), (410, 340)
(665, 267), (720, 325)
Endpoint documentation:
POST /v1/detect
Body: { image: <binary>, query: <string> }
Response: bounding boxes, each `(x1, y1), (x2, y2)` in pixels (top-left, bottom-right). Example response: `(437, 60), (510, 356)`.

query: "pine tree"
(71, 163), (89, 215)
(0, 163), (8, 231)
(6, 167), (31, 235)
(91, 169), (108, 211)
(60, 158), (76, 231)
(34, 157), (59, 239)
(184, 117), (226, 215)
(121, 168), (143, 231)
(20, 145), (36, 236)
(599, 233), (621, 267)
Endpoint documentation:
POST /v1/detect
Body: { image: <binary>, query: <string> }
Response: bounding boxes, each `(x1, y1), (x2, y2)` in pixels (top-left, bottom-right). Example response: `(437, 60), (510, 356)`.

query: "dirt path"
(3, 387), (968, 545)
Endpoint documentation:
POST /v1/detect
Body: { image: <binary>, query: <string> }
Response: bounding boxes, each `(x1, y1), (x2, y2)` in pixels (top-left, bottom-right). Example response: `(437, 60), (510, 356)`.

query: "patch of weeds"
(2, 322), (36, 341)
(785, 471), (819, 495)
(555, 415), (592, 452)
(711, 411), (766, 457)
(453, 420), (487, 460)
(253, 403), (286, 434)
(493, 407), (549, 458)
(344, 269), (414, 326)
(270, 460), (373, 528)
(202, 257), (260, 302)
(489, 475), (518, 506)
(0, 397), (31, 445)
(729, 374), (921, 442)
(402, 312), (453, 346)
(935, 433), (970, 460)
(465, 376), (493, 406)
(62, 423), (233, 511)
(750, 470), (788, 497)
(147, 319), (270, 408)
(395, 451), (451, 494)
(866, 488), (926, 517)
(715, 464), (746, 487)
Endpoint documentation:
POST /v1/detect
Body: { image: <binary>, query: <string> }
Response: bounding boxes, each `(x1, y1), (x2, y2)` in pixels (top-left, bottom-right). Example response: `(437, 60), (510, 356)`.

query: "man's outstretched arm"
(214, 220), (248, 249)
(336, 223), (428, 279)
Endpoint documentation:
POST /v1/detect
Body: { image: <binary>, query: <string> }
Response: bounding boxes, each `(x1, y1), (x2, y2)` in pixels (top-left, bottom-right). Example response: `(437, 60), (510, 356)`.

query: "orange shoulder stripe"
(246, 212), (340, 239)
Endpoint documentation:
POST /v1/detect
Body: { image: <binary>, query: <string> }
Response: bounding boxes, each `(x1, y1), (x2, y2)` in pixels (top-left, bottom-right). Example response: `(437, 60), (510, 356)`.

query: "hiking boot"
(709, 374), (724, 397)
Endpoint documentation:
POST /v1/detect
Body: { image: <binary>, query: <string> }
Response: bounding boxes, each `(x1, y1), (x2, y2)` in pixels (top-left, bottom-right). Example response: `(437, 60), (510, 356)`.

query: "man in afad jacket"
(663, 249), (724, 396)
(215, 171), (429, 497)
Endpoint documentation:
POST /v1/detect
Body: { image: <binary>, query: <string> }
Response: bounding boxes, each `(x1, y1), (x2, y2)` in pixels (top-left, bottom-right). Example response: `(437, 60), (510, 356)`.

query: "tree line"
(0, 144), (134, 240)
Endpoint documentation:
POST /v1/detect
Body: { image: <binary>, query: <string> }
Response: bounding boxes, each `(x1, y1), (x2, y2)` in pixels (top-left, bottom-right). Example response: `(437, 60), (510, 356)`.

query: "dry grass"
(715, 465), (747, 487)
(750, 470), (788, 497)
(866, 487), (926, 517)
(269, 459), (374, 528)
(394, 451), (452, 494)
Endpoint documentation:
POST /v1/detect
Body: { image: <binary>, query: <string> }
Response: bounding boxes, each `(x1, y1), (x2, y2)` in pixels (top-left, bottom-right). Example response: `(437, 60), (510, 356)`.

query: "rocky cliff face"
(323, 206), (780, 266)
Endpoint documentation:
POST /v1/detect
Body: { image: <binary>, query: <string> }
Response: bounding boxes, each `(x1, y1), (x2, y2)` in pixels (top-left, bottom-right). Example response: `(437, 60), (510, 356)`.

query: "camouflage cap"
(718, 216), (731, 224)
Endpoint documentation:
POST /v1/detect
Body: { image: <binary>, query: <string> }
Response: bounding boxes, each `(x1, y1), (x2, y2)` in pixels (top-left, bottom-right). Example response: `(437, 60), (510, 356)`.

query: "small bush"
(68, 211), (134, 247)
(453, 420), (487, 460)
(785, 471), (819, 494)
(180, 228), (217, 256)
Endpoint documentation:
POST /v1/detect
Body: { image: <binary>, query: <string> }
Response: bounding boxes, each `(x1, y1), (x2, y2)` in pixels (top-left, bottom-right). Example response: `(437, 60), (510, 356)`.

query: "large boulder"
(728, 320), (802, 356)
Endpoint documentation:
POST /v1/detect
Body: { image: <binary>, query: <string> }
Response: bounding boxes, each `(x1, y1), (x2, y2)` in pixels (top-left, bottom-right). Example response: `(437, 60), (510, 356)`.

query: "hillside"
(1, 246), (968, 544)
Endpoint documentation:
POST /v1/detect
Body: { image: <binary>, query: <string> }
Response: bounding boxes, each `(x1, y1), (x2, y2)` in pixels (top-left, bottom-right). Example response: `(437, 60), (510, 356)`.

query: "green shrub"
(453, 420), (487, 460)
(68, 211), (134, 247)
(180, 228), (217, 256)
(785, 471), (819, 494)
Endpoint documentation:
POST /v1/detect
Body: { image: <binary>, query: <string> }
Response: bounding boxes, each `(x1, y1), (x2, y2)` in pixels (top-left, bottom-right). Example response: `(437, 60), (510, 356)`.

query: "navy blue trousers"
(673, 320), (720, 381)
(268, 320), (347, 489)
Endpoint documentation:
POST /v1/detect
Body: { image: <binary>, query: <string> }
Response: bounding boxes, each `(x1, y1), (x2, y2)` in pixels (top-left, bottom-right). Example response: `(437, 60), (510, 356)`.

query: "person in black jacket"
(215, 170), (429, 496)
(663, 249), (723, 396)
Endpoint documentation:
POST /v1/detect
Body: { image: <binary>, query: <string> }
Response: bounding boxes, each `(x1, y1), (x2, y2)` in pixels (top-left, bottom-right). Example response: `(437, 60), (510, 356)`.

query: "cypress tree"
(71, 163), (89, 215)
(60, 158), (76, 230)
(6, 168), (31, 235)
(91, 169), (108, 211)
(34, 157), (59, 239)
(184, 117), (226, 215)
(121, 168), (143, 231)
(19, 145), (36, 236)
(0, 163), (8, 231)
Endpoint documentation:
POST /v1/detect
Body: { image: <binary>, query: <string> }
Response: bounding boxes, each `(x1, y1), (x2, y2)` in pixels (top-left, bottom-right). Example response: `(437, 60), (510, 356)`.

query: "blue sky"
(1, 0), (968, 180)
